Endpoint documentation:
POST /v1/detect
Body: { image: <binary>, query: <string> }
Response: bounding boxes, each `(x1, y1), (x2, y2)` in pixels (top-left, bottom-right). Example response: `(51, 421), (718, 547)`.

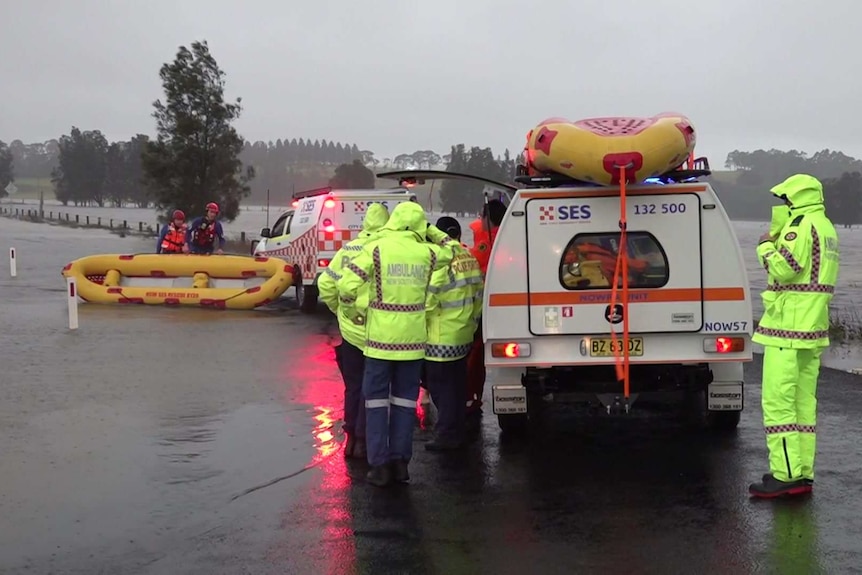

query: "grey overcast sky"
(2, 0), (860, 165)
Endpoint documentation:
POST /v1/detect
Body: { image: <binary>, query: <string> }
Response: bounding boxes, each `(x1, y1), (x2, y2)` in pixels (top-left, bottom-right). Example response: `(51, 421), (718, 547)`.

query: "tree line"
(715, 148), (862, 226)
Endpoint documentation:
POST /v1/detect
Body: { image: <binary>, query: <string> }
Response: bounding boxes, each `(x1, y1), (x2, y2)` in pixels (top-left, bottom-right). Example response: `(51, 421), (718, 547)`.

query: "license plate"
(492, 385), (527, 414)
(708, 382), (743, 411)
(589, 337), (644, 357)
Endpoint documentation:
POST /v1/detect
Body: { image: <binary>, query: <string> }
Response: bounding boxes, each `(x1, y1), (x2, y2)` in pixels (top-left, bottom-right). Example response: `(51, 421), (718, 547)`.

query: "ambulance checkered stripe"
(366, 340), (426, 352)
(318, 229), (354, 252)
(764, 424), (816, 434)
(765, 424), (798, 434)
(345, 262), (369, 282)
(754, 326), (829, 340)
(369, 301), (425, 312)
(778, 246), (803, 273)
(372, 247), (383, 301)
(261, 227), (317, 280)
(425, 343), (473, 359)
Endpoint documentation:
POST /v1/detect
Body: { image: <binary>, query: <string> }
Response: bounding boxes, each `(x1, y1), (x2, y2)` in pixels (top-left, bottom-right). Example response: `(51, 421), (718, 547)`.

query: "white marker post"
(67, 276), (79, 330)
(9, 247), (16, 277)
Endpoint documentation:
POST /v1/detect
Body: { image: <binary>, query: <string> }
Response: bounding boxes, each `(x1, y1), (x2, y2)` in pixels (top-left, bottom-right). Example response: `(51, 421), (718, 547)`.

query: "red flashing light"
(317, 259), (330, 267)
(324, 198), (336, 209)
(291, 200), (299, 208)
(715, 337), (744, 353)
(322, 218), (335, 233)
(490, 342), (532, 358)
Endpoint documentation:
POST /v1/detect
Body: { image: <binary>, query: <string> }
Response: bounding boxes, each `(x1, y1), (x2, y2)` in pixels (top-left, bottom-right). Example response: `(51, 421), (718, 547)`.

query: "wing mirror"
(260, 227), (271, 238)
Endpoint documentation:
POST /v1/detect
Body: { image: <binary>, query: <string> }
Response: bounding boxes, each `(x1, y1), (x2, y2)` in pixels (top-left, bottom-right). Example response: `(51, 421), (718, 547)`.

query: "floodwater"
(2, 219), (862, 573)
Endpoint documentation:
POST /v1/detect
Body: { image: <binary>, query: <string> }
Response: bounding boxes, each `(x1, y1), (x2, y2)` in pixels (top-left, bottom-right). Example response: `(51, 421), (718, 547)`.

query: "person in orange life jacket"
(465, 199), (506, 417)
(157, 210), (188, 254)
(185, 202), (225, 254)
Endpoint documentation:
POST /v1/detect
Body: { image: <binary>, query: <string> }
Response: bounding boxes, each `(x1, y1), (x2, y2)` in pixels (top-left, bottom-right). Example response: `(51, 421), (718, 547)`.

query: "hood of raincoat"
(769, 174), (825, 209)
(360, 203), (389, 237)
(382, 201), (427, 236)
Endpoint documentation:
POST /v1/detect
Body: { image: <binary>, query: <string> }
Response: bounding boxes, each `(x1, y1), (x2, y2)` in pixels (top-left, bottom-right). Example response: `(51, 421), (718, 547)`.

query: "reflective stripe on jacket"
(753, 206), (839, 349)
(425, 240), (483, 362)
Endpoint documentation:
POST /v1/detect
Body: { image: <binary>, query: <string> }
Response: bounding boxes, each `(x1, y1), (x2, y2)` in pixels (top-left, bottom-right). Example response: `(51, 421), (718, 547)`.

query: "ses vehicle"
(252, 186), (418, 312)
(378, 126), (753, 435)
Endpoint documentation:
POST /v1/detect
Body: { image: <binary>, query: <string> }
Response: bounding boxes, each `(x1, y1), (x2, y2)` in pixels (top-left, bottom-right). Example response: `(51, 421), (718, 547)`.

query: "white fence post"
(67, 276), (79, 330)
(9, 247), (16, 277)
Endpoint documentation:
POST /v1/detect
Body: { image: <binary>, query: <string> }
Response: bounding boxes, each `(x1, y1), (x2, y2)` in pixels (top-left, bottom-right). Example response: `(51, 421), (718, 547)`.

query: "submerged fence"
(0, 206), (248, 242)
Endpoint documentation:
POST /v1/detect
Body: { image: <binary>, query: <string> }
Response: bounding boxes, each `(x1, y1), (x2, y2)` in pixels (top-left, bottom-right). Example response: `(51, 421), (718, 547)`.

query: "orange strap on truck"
(608, 165), (631, 399)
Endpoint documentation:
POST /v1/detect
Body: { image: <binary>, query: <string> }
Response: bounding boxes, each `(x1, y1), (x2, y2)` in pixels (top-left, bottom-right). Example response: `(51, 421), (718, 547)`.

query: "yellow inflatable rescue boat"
(61, 254), (294, 310)
(523, 113), (697, 185)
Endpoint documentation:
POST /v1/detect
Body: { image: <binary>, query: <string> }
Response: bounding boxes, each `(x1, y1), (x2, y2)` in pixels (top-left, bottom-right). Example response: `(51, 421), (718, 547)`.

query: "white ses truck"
(379, 159), (753, 435)
(252, 186), (418, 312)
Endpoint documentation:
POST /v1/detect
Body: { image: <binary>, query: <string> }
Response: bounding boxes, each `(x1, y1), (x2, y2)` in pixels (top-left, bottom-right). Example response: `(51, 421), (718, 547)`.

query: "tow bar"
(596, 393), (640, 415)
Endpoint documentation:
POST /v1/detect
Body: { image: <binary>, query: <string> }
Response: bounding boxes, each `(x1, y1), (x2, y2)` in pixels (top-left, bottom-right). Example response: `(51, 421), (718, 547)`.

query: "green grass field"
(5, 177), (53, 200)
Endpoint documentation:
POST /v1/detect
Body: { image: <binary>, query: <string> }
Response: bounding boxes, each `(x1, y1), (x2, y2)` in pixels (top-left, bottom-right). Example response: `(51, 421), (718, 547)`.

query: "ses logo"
(300, 199), (316, 214)
(536, 204), (591, 224)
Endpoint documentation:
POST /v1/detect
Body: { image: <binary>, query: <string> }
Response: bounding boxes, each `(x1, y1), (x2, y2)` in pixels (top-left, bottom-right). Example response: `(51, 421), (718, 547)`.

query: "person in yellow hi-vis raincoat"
(318, 203), (390, 460)
(749, 174), (839, 498)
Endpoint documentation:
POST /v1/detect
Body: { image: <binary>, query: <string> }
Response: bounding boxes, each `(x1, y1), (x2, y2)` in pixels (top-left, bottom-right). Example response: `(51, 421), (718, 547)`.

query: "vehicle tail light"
(322, 218), (335, 233)
(491, 342), (532, 358)
(317, 259), (330, 267)
(324, 198), (336, 209)
(704, 337), (745, 353)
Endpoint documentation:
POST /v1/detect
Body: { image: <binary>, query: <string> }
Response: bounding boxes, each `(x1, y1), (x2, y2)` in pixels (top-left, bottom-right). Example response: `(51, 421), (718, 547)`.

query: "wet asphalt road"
(2, 218), (862, 574)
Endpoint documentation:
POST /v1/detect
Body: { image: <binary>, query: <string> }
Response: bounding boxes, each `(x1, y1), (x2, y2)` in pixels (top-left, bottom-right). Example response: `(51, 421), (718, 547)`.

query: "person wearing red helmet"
(156, 209), (188, 254)
(185, 202), (225, 255)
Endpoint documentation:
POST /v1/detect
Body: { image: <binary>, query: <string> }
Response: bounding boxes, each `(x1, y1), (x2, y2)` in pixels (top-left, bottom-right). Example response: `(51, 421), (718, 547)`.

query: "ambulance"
(379, 158), (753, 435)
(252, 186), (418, 312)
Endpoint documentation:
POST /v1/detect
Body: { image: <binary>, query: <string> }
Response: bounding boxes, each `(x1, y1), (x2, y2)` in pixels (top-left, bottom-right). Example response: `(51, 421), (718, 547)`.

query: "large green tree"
(329, 159), (374, 189)
(142, 40), (253, 222)
(0, 140), (13, 199)
(51, 127), (109, 206)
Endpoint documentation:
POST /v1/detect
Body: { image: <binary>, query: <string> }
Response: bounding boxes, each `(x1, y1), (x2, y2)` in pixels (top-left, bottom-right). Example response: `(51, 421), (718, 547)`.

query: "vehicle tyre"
(297, 283), (319, 313)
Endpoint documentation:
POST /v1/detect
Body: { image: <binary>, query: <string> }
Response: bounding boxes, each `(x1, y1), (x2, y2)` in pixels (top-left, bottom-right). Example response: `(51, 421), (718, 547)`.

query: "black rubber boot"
(750, 474), (812, 498)
(344, 434), (355, 459)
(762, 473), (814, 487)
(391, 459), (410, 483)
(366, 464), (392, 487)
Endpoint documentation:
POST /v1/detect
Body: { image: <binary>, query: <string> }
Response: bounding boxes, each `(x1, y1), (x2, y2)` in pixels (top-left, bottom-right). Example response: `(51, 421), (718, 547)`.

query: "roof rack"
(514, 156), (712, 188)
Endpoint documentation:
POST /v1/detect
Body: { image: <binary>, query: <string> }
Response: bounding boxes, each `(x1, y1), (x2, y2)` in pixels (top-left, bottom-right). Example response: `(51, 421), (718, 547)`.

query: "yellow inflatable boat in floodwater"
(60, 253), (295, 310)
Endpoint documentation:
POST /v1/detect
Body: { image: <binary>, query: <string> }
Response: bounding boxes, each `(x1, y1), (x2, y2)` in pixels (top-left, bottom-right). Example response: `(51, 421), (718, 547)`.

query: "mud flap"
(708, 382), (743, 411)
(492, 385), (527, 415)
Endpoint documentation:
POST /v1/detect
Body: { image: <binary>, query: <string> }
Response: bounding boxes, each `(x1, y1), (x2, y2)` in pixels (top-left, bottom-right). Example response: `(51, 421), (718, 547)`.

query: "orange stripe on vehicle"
(520, 186), (706, 199)
(488, 287), (745, 307)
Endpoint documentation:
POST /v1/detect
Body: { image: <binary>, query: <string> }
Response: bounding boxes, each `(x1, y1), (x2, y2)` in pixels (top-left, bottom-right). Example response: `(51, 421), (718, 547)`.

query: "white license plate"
(708, 382), (743, 411)
(492, 385), (527, 414)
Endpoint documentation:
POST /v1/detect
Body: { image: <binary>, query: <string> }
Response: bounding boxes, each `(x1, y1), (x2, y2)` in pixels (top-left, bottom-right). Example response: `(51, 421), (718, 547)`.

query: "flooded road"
(2, 219), (862, 574)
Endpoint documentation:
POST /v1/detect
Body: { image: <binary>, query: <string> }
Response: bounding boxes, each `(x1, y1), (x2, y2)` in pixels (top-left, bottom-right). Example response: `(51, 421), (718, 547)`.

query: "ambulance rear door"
(524, 187), (704, 340)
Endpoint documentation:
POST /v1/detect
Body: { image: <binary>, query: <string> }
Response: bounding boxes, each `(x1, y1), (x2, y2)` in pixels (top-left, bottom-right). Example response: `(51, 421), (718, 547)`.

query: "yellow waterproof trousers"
(762, 346), (822, 482)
